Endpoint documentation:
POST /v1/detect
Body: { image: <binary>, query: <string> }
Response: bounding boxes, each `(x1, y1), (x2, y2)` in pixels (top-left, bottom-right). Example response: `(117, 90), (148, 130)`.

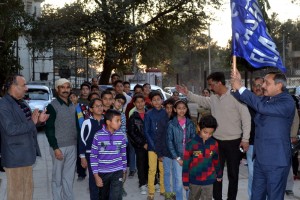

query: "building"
(19, 0), (54, 88)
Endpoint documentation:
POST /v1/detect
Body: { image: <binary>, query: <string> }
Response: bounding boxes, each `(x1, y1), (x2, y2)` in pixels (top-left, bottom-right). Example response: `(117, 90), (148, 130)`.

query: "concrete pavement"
(1, 131), (300, 199)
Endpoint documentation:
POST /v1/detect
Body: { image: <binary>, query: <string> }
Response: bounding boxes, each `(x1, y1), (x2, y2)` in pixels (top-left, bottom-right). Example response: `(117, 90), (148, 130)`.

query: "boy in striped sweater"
(182, 115), (222, 200)
(90, 109), (127, 200)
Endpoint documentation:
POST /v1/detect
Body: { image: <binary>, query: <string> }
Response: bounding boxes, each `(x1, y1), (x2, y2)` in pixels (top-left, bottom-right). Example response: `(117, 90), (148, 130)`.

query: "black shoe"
(285, 190), (294, 196)
(0, 166), (4, 172)
(128, 170), (135, 178)
(77, 176), (85, 181)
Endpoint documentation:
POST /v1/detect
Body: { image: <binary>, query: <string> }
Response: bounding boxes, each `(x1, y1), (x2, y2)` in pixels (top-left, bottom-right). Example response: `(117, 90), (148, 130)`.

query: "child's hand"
(177, 159), (183, 166)
(217, 178), (222, 182)
(122, 171), (127, 183)
(158, 157), (164, 162)
(94, 174), (103, 187)
(143, 143), (148, 150)
(184, 186), (189, 191)
(81, 158), (88, 168)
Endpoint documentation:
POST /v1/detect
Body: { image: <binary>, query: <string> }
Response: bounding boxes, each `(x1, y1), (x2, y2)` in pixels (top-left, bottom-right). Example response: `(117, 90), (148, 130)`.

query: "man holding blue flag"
(231, 0), (286, 72)
(231, 68), (294, 200)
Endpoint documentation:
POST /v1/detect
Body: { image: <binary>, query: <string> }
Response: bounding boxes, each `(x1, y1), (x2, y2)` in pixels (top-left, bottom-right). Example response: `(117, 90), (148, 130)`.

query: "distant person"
(79, 98), (104, 200)
(202, 88), (210, 97)
(90, 109), (127, 200)
(0, 74), (49, 200)
(91, 85), (101, 95)
(113, 80), (132, 111)
(125, 84), (144, 120)
(88, 92), (101, 102)
(246, 77), (264, 199)
(167, 99), (196, 200)
(182, 115), (222, 200)
(69, 92), (79, 105)
(143, 83), (152, 109)
(91, 77), (98, 86)
(101, 90), (114, 114)
(110, 73), (120, 84)
(123, 81), (133, 97)
(45, 78), (77, 200)
(172, 91), (180, 101)
(78, 82), (91, 105)
(231, 69), (295, 200)
(197, 88), (211, 122)
(177, 72), (251, 200)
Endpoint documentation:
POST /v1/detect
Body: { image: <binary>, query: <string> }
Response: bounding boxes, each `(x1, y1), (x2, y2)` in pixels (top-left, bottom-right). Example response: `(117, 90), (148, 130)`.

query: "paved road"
(1, 129), (300, 199)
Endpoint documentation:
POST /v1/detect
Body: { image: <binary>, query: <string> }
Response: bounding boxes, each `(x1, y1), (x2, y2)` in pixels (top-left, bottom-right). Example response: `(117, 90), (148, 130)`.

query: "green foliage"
(32, 0), (223, 84)
(0, 0), (34, 89)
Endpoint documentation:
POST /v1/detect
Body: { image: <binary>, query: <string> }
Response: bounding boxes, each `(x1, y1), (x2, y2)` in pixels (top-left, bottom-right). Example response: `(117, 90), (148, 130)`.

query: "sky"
(43, 0), (300, 47)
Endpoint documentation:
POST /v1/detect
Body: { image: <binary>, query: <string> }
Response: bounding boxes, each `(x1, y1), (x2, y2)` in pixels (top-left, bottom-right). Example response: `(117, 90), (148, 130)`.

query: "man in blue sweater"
(231, 69), (295, 200)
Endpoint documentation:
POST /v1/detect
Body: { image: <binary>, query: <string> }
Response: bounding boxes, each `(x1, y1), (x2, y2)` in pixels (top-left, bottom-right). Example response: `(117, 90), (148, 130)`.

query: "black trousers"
(99, 170), (123, 200)
(213, 138), (242, 200)
(76, 145), (86, 178)
(292, 151), (299, 176)
(135, 147), (148, 187)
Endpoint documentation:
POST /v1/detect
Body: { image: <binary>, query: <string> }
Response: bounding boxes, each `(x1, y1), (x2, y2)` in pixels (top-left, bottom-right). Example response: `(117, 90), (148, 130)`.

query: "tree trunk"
(99, 55), (113, 84)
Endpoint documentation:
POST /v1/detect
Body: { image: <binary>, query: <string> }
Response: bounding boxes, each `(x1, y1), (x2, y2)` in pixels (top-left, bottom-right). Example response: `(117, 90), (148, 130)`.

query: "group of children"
(77, 85), (222, 200)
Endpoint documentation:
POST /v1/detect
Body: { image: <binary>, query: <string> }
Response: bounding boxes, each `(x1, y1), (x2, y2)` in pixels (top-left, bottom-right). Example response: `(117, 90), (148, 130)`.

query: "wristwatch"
(176, 157), (181, 161)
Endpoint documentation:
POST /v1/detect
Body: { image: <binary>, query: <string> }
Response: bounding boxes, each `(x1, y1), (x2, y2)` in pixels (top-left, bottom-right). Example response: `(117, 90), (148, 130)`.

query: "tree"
(0, 0), (33, 89)
(34, 0), (222, 84)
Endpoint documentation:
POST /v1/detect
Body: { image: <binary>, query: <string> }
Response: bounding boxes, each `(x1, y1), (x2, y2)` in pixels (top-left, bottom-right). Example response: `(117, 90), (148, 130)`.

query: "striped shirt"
(90, 126), (127, 174)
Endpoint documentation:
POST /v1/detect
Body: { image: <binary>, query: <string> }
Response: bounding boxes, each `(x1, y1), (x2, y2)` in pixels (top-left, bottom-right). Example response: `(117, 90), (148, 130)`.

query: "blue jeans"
(173, 159), (184, 200)
(163, 157), (176, 193)
(246, 145), (254, 200)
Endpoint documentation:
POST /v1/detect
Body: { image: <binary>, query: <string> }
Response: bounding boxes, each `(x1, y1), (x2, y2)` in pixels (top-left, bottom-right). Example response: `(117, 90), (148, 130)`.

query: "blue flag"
(231, 0), (286, 72)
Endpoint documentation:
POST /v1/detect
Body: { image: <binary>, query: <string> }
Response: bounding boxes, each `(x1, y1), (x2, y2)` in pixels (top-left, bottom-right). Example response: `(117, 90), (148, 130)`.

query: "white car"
(24, 85), (54, 112)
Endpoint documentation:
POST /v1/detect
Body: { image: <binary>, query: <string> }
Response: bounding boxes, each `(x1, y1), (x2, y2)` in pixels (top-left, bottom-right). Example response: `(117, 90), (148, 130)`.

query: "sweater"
(90, 126), (127, 174)
(45, 97), (77, 150)
(187, 89), (251, 142)
(182, 135), (222, 186)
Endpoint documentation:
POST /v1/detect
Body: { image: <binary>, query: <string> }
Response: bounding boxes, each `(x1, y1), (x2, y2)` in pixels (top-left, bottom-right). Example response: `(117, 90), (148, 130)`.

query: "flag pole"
(232, 55), (237, 74)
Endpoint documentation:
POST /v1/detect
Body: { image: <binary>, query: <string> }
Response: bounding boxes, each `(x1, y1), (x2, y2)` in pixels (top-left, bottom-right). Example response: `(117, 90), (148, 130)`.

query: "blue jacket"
(0, 94), (41, 168)
(156, 117), (173, 158)
(144, 107), (169, 151)
(167, 117), (196, 159)
(232, 89), (294, 166)
(79, 117), (104, 156)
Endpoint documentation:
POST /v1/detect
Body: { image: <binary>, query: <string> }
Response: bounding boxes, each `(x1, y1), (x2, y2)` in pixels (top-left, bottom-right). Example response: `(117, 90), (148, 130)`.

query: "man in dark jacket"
(231, 69), (295, 200)
(0, 75), (49, 200)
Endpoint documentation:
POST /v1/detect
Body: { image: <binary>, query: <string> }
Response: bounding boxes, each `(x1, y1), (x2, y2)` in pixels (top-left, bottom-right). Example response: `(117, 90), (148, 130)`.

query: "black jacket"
(127, 111), (147, 149)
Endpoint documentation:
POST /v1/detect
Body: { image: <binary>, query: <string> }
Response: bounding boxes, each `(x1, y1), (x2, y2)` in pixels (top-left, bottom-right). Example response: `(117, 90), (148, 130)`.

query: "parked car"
(24, 85), (54, 113)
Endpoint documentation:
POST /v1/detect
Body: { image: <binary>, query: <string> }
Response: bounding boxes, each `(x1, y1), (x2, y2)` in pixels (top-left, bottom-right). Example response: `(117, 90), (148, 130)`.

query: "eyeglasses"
(92, 105), (103, 108)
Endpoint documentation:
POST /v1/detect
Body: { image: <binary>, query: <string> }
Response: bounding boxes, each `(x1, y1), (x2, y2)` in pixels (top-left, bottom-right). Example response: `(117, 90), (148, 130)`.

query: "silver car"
(24, 85), (54, 112)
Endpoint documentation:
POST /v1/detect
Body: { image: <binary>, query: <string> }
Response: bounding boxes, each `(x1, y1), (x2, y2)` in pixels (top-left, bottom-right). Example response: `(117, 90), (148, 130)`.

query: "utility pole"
(282, 32), (286, 66)
(32, 47), (35, 81)
(86, 34), (89, 82)
(208, 24), (211, 75)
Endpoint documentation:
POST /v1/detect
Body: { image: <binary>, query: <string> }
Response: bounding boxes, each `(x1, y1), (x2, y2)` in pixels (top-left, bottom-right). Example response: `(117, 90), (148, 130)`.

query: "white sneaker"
(155, 184), (160, 193)
(140, 185), (147, 195)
